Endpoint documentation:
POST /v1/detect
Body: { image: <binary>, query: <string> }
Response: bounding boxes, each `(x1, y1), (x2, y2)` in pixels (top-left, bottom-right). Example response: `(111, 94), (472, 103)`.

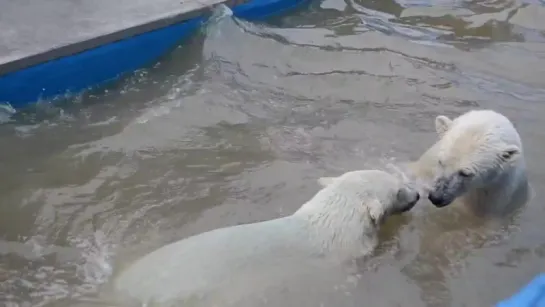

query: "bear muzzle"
(428, 191), (454, 208)
(398, 192), (420, 213)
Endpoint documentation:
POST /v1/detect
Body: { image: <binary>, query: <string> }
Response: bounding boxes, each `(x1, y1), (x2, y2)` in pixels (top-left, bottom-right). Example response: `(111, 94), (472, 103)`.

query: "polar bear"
(111, 169), (419, 306)
(408, 109), (529, 215)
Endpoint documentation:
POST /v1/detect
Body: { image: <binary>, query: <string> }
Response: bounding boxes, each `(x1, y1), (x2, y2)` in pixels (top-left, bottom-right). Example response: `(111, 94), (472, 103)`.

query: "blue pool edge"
(0, 0), (310, 109)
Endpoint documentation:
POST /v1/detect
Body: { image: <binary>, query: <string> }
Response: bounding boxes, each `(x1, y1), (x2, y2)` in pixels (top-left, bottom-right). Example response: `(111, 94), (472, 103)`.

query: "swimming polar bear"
(112, 169), (419, 306)
(409, 109), (529, 216)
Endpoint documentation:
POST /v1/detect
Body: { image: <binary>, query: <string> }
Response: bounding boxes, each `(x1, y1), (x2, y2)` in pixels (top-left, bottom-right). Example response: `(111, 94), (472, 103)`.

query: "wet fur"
(111, 170), (419, 306)
(407, 109), (529, 216)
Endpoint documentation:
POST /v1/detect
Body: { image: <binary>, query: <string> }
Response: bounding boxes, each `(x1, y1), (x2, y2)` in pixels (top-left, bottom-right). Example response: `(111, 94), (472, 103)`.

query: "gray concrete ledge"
(0, 0), (247, 75)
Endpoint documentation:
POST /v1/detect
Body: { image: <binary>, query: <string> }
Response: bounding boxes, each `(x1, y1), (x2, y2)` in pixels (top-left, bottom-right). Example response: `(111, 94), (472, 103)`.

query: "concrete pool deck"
(0, 0), (231, 75)
(0, 0), (306, 108)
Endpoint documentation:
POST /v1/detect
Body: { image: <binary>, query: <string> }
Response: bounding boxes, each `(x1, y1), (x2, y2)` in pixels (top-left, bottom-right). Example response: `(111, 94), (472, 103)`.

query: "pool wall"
(0, 0), (308, 109)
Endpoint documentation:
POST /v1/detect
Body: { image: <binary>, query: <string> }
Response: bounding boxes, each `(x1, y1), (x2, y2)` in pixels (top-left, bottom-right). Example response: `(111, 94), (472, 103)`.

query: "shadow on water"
(2, 0), (545, 306)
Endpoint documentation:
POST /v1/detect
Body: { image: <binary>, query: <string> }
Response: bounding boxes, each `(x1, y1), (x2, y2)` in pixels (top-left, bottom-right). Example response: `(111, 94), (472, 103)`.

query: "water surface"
(2, 0), (545, 306)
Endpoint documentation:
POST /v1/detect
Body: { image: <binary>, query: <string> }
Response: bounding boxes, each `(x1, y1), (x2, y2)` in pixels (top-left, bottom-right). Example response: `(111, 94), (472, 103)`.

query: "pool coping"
(0, 0), (246, 76)
(0, 0), (308, 108)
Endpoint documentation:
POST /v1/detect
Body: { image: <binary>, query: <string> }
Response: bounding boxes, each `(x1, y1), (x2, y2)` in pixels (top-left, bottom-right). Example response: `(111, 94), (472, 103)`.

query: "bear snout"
(428, 191), (452, 208)
(398, 192), (419, 213)
(402, 194), (419, 213)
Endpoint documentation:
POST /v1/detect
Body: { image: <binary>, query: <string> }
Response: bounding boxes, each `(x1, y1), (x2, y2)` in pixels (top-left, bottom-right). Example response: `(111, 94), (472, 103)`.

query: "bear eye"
(458, 169), (474, 178)
(501, 149), (517, 160)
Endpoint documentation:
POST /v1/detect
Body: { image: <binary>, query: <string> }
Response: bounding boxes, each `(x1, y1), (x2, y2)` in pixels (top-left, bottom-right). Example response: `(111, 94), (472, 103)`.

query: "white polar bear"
(111, 169), (419, 306)
(408, 109), (529, 215)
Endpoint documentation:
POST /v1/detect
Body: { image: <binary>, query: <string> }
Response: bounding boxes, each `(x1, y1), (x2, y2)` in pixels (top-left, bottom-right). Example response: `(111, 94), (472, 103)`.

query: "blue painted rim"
(0, 0), (310, 109)
(496, 274), (545, 307)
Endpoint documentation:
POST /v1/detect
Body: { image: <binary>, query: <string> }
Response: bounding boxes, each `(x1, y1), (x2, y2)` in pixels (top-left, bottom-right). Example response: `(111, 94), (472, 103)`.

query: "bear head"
(428, 111), (522, 208)
(317, 169), (420, 225)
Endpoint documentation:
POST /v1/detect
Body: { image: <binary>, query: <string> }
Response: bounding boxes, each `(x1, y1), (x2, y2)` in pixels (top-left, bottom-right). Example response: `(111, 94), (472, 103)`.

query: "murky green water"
(2, 0), (545, 306)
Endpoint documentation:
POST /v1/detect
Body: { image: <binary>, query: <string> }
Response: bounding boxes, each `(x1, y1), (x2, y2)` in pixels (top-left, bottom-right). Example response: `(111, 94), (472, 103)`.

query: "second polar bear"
(409, 109), (529, 215)
(112, 169), (419, 306)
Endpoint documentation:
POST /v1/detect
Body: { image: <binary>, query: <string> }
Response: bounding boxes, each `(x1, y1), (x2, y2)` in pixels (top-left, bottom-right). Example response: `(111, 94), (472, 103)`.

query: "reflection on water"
(2, 0), (545, 306)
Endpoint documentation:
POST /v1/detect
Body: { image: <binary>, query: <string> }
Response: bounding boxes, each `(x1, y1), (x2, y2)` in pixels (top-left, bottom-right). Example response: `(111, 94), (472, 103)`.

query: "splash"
(202, 3), (270, 56)
(70, 231), (114, 288)
(1, 232), (117, 307)
(0, 102), (16, 124)
(203, 3), (234, 38)
(384, 159), (432, 197)
(201, 3), (270, 62)
(201, 4), (237, 64)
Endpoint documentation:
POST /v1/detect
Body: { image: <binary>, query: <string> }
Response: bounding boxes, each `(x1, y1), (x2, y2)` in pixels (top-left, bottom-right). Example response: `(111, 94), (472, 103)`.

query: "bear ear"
(500, 145), (521, 162)
(318, 176), (336, 187)
(435, 115), (453, 136)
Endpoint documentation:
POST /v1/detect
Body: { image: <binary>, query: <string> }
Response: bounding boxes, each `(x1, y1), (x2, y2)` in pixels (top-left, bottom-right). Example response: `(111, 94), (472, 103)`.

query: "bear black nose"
(415, 193), (420, 202)
(428, 193), (440, 203)
(428, 193), (449, 208)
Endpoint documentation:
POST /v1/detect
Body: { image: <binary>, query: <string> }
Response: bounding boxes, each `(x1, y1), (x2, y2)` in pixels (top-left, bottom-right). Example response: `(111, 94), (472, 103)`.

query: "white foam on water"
(1, 231), (119, 307)
(0, 102), (16, 124)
